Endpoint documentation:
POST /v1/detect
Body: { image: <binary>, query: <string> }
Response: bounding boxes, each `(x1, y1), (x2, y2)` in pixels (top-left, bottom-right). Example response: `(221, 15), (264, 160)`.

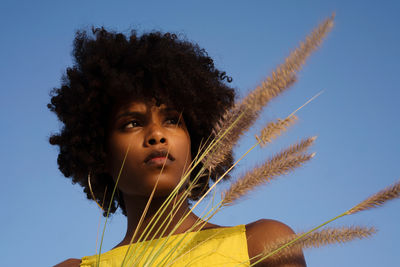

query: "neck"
(117, 191), (207, 247)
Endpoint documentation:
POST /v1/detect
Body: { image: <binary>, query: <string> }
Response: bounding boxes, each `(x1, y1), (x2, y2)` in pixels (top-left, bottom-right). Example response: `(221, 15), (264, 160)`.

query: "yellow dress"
(80, 224), (250, 267)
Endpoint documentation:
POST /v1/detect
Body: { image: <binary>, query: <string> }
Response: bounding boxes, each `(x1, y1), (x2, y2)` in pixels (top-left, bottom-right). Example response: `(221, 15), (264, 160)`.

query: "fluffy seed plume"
(257, 115), (298, 147)
(346, 179), (400, 215)
(203, 14), (334, 170)
(261, 226), (376, 263)
(278, 136), (317, 159)
(204, 108), (259, 170)
(221, 137), (316, 206)
(239, 14), (334, 113)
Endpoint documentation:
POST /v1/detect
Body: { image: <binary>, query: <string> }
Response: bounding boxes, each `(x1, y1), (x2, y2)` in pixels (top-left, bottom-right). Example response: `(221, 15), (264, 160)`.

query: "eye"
(123, 120), (141, 129)
(165, 117), (180, 125)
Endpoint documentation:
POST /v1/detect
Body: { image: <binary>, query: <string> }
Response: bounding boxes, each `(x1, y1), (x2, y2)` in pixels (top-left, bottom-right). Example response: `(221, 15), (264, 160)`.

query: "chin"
(152, 177), (185, 197)
(119, 175), (184, 197)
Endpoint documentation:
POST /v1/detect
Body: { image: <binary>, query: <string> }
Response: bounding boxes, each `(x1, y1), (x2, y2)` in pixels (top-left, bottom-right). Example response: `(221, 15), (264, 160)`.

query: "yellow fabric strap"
(80, 224), (250, 267)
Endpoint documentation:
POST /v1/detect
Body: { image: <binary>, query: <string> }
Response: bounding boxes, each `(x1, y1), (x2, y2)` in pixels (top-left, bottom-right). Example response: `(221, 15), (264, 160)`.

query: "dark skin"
(54, 100), (306, 267)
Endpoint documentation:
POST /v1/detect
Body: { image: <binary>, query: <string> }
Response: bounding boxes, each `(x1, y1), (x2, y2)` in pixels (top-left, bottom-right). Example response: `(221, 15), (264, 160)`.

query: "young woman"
(51, 28), (306, 267)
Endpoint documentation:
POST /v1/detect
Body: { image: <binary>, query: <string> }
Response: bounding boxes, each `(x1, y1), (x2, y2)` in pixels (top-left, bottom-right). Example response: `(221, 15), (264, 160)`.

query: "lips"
(144, 149), (175, 165)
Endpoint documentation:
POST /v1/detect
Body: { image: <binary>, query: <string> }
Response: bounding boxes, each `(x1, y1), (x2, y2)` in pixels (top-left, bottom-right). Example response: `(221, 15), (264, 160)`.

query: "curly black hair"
(48, 27), (235, 216)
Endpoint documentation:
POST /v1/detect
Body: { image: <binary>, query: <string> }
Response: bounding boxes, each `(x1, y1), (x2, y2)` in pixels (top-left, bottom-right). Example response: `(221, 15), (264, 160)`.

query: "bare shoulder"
(53, 258), (81, 267)
(245, 219), (296, 259)
(245, 219), (306, 267)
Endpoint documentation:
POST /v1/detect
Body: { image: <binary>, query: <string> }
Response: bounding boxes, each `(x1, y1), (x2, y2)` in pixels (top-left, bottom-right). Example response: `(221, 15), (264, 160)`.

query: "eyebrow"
(115, 111), (146, 120)
(115, 107), (180, 120)
(158, 107), (179, 113)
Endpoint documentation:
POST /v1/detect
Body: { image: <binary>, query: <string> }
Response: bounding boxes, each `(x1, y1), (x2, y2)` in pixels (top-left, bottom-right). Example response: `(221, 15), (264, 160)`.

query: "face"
(106, 99), (192, 197)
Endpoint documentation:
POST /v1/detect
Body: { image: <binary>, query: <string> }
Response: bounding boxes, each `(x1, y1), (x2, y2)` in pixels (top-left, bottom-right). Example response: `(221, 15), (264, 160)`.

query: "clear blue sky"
(1, 1), (399, 266)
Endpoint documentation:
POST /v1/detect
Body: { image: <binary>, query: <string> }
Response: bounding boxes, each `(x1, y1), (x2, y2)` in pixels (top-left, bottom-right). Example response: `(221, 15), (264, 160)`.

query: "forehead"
(112, 98), (181, 118)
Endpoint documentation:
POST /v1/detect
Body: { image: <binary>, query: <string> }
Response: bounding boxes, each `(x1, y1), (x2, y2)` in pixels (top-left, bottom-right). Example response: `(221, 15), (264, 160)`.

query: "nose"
(144, 123), (167, 146)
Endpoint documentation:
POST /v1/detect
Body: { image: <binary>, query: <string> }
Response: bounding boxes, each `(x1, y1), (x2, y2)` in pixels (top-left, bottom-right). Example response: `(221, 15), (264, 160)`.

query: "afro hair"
(48, 27), (235, 216)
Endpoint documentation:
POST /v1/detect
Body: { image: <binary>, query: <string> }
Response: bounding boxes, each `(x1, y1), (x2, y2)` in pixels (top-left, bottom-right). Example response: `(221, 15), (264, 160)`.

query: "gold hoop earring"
(116, 189), (121, 210)
(88, 172), (106, 211)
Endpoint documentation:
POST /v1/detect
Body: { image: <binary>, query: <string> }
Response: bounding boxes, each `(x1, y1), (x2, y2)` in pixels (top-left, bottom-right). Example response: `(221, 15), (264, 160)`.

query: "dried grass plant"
(203, 14), (334, 170)
(221, 137), (316, 206)
(90, 13), (400, 266)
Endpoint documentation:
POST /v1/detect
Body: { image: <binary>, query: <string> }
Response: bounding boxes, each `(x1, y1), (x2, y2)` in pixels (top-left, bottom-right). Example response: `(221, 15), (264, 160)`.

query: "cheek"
(107, 135), (139, 178)
(175, 134), (192, 165)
